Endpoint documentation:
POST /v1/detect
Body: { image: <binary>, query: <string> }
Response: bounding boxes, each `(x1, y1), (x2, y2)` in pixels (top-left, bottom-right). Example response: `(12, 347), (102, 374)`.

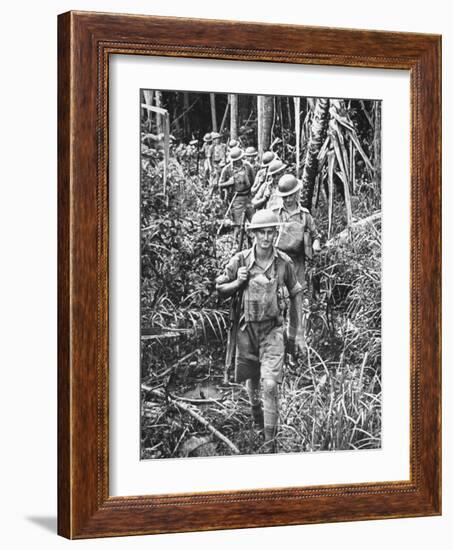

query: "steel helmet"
(261, 151), (276, 167)
(247, 209), (280, 230)
(276, 174), (302, 197)
(228, 139), (239, 148)
(211, 131), (221, 139)
(268, 159), (286, 176)
(203, 133), (213, 143)
(244, 146), (258, 157)
(229, 147), (245, 162)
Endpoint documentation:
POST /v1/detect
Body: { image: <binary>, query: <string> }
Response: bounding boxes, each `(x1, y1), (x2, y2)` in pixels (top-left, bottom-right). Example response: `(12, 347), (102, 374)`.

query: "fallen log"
(325, 212), (381, 248)
(173, 399), (240, 455)
(141, 385), (240, 455)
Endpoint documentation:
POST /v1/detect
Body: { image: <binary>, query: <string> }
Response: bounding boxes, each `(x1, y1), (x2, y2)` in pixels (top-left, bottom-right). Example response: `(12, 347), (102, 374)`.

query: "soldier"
(251, 151), (276, 199)
(216, 209), (304, 452)
(208, 131), (227, 187)
(219, 147), (255, 237)
(244, 146), (260, 179)
(273, 174), (320, 288)
(201, 132), (213, 184)
(251, 158), (286, 211)
(187, 138), (199, 175)
(228, 138), (239, 151)
(273, 175), (321, 350)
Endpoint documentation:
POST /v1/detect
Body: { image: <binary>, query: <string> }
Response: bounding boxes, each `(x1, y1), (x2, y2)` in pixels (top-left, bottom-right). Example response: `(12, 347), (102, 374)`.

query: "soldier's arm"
(215, 255), (247, 297)
(307, 212), (321, 251)
(251, 179), (270, 208)
(251, 169), (264, 195)
(218, 166), (233, 187)
(284, 260), (304, 342)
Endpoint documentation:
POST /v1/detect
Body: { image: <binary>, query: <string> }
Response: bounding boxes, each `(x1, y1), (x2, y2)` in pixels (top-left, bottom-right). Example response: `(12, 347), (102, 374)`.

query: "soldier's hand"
(237, 267), (249, 284)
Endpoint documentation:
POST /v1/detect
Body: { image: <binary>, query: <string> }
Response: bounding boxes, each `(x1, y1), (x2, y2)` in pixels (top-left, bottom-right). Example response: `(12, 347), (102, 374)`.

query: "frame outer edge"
(57, 11), (72, 539)
(57, 10), (442, 538)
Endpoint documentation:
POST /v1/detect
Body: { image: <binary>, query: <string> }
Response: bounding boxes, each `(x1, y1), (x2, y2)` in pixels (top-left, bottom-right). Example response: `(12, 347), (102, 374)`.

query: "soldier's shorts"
(231, 195), (254, 226)
(235, 319), (284, 383)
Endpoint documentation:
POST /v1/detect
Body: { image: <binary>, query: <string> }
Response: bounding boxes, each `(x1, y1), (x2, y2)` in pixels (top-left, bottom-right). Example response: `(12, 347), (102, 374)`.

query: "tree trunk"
(143, 90), (153, 123)
(300, 98), (330, 211)
(210, 93), (218, 132)
(229, 94), (238, 139)
(155, 90), (163, 134)
(257, 95), (274, 156)
(294, 97), (301, 177)
(373, 101), (382, 186)
(183, 92), (190, 138)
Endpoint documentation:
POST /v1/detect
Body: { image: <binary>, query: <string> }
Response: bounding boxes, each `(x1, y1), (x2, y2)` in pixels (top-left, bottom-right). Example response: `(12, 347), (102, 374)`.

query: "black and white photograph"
(140, 90), (382, 459)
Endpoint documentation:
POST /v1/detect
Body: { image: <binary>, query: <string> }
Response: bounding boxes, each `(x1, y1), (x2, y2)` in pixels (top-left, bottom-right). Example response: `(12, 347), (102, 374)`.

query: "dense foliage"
(140, 93), (382, 458)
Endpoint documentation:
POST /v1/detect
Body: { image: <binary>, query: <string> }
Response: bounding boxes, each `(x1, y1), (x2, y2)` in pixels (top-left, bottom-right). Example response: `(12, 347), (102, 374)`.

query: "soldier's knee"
(262, 378), (278, 396)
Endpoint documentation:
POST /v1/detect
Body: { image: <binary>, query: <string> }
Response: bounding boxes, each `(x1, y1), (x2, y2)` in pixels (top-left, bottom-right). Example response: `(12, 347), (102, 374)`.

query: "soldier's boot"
(262, 378), (279, 454)
(251, 403), (264, 430)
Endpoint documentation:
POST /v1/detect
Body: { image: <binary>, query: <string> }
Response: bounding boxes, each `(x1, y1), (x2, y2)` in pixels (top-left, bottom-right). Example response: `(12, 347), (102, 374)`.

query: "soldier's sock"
(251, 403), (264, 430)
(246, 377), (261, 407)
(262, 378), (278, 446)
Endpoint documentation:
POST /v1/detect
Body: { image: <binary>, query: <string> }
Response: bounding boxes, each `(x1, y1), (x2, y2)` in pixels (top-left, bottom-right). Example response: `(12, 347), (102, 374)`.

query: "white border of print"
(109, 54), (410, 497)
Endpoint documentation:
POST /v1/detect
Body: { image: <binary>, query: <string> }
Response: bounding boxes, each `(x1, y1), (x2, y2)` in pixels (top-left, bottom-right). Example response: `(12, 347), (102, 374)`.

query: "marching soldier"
(251, 158), (286, 211)
(228, 138), (240, 151)
(272, 174), (321, 350)
(244, 146), (260, 179)
(272, 174), (321, 289)
(201, 132), (213, 183)
(208, 131), (227, 187)
(216, 209), (305, 452)
(219, 147), (255, 237)
(251, 151), (276, 199)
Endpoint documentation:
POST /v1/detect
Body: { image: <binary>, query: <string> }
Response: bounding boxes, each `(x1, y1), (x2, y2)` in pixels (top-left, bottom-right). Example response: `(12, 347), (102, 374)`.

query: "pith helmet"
(203, 133), (212, 143)
(247, 209), (280, 230)
(245, 146), (258, 157)
(261, 151), (276, 167)
(268, 159), (286, 176)
(276, 174), (302, 197)
(228, 139), (239, 148)
(229, 147), (244, 162)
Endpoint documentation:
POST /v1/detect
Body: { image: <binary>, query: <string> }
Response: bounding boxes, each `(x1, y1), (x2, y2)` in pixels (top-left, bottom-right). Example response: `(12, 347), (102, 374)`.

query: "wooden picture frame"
(58, 10), (441, 539)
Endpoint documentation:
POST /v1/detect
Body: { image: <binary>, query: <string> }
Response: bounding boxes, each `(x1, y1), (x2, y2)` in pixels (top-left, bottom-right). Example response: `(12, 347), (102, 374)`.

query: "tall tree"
(183, 92), (190, 138)
(373, 101), (382, 186)
(229, 94), (238, 139)
(300, 98), (330, 211)
(294, 97), (301, 177)
(257, 95), (274, 156)
(155, 90), (163, 135)
(210, 93), (218, 132)
(143, 90), (153, 124)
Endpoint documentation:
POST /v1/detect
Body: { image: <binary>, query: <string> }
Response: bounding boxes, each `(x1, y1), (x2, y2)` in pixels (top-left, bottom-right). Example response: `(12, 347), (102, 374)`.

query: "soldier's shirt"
(219, 163), (254, 194)
(217, 246), (302, 383)
(209, 143), (227, 163)
(217, 245), (302, 310)
(273, 204), (320, 241)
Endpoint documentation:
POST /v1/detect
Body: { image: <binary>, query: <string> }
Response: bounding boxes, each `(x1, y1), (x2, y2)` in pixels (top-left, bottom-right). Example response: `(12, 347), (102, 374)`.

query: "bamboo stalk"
(294, 97), (301, 178)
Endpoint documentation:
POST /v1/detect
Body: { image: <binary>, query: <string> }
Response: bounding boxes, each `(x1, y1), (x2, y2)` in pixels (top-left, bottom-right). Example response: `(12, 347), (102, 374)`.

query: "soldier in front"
(216, 209), (304, 452)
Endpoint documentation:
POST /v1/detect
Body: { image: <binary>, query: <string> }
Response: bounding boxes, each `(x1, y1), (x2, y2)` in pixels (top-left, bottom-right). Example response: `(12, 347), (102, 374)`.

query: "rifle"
(223, 211), (247, 384)
(216, 192), (238, 237)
